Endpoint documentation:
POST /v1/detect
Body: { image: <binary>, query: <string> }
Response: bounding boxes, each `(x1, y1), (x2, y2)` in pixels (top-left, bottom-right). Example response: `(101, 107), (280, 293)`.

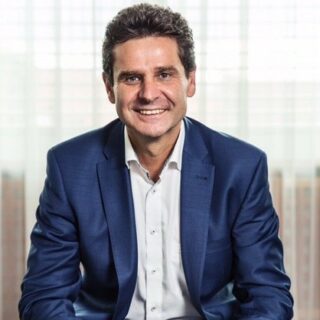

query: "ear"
(102, 72), (115, 104)
(186, 69), (196, 97)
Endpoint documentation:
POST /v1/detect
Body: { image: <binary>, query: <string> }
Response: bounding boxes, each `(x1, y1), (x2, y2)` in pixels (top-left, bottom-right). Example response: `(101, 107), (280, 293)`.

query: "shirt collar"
(124, 121), (185, 172)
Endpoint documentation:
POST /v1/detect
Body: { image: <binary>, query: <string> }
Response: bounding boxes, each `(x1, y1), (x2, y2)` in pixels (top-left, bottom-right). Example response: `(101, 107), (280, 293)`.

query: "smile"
(138, 109), (166, 115)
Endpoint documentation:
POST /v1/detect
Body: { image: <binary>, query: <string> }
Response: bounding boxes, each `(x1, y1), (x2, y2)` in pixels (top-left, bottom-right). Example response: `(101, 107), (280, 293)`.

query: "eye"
(159, 72), (171, 80)
(124, 75), (141, 84)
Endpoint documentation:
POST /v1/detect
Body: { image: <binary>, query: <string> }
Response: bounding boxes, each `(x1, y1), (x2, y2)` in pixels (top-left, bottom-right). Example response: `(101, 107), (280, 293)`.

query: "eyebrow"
(117, 65), (180, 82)
(155, 66), (179, 74)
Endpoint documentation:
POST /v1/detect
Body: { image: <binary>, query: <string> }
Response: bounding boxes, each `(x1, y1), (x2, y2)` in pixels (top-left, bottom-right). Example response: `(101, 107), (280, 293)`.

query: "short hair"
(102, 3), (196, 85)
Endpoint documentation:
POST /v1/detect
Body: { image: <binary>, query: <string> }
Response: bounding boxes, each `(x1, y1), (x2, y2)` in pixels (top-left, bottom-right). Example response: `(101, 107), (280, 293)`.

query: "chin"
(133, 125), (165, 136)
(140, 131), (166, 140)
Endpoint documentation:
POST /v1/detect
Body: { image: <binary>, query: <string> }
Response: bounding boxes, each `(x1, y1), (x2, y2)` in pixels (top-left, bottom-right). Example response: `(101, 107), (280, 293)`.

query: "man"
(19, 3), (293, 320)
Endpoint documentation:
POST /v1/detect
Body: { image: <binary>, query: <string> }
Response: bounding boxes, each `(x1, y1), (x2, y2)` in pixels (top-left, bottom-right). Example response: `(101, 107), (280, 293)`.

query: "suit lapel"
(181, 118), (215, 310)
(97, 122), (137, 320)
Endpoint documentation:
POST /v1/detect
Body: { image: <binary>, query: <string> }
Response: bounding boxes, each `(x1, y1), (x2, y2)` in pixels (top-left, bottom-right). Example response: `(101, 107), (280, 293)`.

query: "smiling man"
(19, 3), (293, 320)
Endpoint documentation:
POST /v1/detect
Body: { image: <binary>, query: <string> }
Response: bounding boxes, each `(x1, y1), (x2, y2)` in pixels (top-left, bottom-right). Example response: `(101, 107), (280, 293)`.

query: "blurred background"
(0, 0), (319, 319)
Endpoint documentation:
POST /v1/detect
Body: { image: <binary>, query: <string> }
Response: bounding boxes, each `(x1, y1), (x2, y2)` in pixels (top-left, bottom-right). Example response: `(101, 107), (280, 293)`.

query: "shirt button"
(152, 189), (156, 194)
(150, 229), (156, 235)
(151, 306), (156, 312)
(151, 269), (156, 274)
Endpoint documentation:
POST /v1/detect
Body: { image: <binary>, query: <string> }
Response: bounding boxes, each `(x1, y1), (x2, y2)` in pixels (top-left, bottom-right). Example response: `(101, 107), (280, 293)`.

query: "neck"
(128, 126), (181, 182)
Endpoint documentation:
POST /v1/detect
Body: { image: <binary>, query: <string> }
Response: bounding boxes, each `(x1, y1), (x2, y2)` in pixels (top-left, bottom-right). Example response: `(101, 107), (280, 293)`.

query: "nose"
(138, 78), (160, 102)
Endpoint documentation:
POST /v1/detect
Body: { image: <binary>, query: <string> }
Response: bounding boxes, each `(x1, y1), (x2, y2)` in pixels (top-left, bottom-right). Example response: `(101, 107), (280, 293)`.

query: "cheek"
(114, 87), (137, 107)
(163, 86), (185, 104)
(114, 94), (135, 120)
(173, 90), (188, 108)
(114, 94), (125, 116)
(114, 89), (127, 109)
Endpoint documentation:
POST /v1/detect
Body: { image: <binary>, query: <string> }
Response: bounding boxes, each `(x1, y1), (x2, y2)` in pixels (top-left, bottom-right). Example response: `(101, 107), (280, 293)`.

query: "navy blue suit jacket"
(19, 118), (293, 319)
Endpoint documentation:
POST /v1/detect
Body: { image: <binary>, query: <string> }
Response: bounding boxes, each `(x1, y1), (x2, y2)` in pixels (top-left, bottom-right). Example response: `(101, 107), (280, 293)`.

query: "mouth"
(135, 109), (166, 116)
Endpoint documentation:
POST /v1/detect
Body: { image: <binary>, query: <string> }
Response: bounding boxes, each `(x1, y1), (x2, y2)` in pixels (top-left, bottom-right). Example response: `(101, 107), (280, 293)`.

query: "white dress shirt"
(125, 123), (202, 320)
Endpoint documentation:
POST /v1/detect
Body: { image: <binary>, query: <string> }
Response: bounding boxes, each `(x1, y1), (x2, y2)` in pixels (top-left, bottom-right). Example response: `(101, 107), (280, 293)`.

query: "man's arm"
(232, 153), (294, 319)
(19, 149), (81, 320)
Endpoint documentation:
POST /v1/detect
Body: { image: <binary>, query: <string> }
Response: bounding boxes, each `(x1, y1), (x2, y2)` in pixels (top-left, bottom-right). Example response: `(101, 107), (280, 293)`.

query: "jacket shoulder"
(49, 118), (121, 161)
(185, 117), (265, 165)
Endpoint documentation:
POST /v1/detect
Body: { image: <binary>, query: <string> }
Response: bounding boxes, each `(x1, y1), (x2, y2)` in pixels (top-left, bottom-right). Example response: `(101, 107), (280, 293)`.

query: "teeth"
(139, 109), (165, 115)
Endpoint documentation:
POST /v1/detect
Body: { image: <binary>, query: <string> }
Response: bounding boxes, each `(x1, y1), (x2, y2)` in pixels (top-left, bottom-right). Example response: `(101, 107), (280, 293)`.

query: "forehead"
(112, 36), (183, 71)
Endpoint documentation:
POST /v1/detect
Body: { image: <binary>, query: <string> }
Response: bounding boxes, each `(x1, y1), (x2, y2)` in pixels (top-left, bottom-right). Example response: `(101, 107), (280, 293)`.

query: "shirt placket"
(145, 181), (163, 320)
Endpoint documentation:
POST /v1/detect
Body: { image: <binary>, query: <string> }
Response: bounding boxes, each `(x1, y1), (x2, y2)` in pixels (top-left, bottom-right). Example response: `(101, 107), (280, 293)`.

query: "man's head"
(102, 4), (196, 144)
(102, 3), (196, 86)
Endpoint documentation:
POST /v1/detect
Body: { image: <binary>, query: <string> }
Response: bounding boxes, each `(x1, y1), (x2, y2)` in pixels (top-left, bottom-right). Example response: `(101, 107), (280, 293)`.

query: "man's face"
(103, 36), (196, 142)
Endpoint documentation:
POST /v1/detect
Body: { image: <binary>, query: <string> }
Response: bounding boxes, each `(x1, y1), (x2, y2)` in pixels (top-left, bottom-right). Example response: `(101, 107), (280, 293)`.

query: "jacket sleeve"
(19, 149), (81, 320)
(231, 153), (294, 319)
